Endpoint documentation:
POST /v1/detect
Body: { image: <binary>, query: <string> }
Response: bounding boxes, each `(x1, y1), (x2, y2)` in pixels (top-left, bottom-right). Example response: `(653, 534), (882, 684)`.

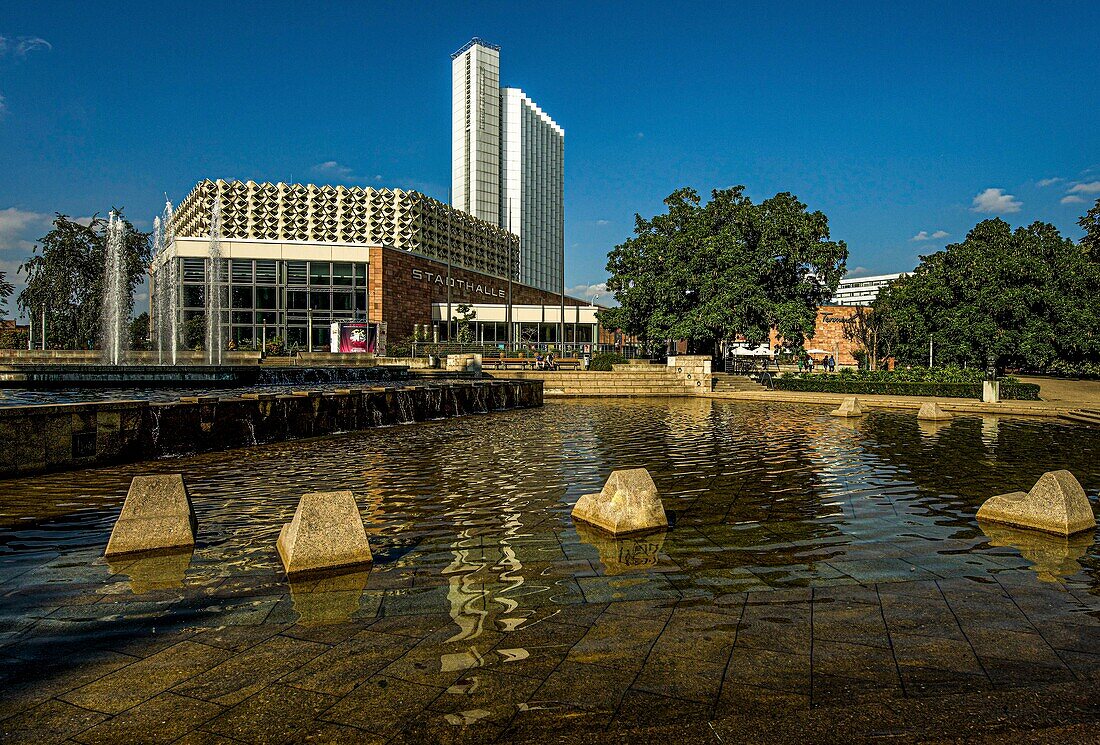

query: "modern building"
(830, 272), (909, 306)
(451, 38), (564, 294)
(154, 179), (595, 350)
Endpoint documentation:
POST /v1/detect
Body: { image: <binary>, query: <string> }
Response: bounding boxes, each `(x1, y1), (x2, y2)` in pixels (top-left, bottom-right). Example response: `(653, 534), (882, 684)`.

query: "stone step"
(1060, 410), (1100, 426)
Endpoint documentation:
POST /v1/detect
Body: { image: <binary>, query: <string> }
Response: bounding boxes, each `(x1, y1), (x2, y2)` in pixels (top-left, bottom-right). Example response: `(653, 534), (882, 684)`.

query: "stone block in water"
(104, 474), (197, 557)
(277, 490), (374, 576)
(917, 402), (952, 421)
(830, 397), (865, 417)
(572, 468), (667, 535)
(977, 470), (1095, 536)
(288, 569), (370, 625)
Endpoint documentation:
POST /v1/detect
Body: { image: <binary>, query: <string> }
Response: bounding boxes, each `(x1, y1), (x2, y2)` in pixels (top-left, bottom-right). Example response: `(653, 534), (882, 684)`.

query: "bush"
(785, 366), (999, 384)
(772, 377), (1040, 400)
(1043, 360), (1100, 380)
(589, 351), (628, 371)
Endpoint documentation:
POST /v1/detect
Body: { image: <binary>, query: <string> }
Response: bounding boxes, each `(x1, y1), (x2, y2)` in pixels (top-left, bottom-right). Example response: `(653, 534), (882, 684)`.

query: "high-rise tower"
(451, 39), (501, 226)
(451, 39), (564, 293)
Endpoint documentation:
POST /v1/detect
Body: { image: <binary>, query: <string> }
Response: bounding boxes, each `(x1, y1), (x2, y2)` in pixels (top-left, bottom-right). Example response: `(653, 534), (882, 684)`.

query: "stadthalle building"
(154, 39), (592, 351)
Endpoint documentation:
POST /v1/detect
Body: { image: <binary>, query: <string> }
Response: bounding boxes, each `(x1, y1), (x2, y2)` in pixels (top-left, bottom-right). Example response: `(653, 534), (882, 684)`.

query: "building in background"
(830, 272), (909, 306)
(156, 179), (593, 350)
(450, 38), (501, 226)
(451, 38), (564, 294)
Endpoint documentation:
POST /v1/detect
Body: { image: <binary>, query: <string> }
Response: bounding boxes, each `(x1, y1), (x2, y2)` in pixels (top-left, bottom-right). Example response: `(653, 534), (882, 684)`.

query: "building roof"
(451, 37), (500, 59)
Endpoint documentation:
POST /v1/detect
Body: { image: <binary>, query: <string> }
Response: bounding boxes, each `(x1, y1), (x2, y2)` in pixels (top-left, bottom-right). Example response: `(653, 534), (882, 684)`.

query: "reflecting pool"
(1, 399), (1099, 742)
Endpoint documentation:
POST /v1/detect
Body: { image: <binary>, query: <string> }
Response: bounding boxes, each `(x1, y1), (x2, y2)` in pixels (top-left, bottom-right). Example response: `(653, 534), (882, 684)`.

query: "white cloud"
(1036, 177), (1063, 187)
(0, 35), (52, 59)
(635, 132), (644, 140)
(311, 160), (354, 181)
(910, 229), (949, 242)
(565, 281), (610, 302)
(0, 208), (51, 251)
(1061, 195), (1086, 205)
(1068, 181), (1100, 195)
(595, 219), (610, 226)
(971, 188), (1022, 214)
(846, 266), (873, 278)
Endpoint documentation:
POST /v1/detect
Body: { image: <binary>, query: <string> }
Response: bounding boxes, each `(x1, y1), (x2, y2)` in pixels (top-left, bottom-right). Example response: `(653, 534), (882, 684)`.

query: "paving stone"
(204, 684), (338, 744)
(632, 651), (726, 703)
(60, 641), (231, 714)
(171, 634), (328, 706)
(71, 692), (222, 745)
(283, 630), (417, 696)
(322, 675), (443, 736)
(0, 699), (108, 745)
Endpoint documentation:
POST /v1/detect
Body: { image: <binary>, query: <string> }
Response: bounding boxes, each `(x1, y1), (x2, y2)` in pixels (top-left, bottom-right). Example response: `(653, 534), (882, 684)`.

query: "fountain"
(152, 200), (180, 366)
(166, 201), (178, 366)
(101, 212), (127, 365)
(205, 197), (225, 365)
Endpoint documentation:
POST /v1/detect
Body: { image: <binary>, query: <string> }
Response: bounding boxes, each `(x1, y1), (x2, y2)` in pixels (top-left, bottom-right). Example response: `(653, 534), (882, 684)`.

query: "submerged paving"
(1, 399), (1099, 743)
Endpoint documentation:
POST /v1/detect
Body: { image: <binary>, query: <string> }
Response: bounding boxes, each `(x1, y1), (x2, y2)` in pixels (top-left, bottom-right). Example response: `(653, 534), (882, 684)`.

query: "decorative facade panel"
(171, 179), (518, 280)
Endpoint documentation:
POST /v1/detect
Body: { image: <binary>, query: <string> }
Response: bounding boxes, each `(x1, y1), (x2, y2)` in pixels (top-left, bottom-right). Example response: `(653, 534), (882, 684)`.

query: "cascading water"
(100, 212), (127, 365)
(163, 200), (179, 366)
(152, 216), (166, 364)
(205, 197), (225, 365)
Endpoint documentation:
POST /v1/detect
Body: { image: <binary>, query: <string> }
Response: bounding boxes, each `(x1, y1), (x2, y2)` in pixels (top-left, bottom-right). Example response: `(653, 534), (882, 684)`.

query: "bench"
(555, 358), (582, 370)
(493, 357), (533, 369)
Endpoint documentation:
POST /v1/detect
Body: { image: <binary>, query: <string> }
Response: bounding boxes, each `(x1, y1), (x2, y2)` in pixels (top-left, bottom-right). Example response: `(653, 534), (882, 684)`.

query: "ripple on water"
(0, 399), (1098, 643)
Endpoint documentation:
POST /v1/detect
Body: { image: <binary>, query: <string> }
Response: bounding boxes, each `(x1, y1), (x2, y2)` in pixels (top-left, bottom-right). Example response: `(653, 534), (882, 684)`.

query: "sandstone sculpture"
(277, 490), (374, 576)
(976, 470), (1096, 536)
(572, 468), (667, 535)
(830, 397), (865, 418)
(917, 402), (952, 421)
(104, 474), (196, 557)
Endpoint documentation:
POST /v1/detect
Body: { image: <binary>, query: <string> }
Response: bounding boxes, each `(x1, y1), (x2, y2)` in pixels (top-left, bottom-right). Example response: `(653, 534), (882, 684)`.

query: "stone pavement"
(3, 572), (1100, 744)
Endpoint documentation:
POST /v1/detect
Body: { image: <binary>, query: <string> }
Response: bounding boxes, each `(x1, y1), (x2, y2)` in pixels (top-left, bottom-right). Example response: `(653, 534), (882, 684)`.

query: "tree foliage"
(1080, 197), (1100, 255)
(872, 217), (1100, 369)
(599, 187), (847, 353)
(18, 213), (151, 349)
(841, 306), (898, 370)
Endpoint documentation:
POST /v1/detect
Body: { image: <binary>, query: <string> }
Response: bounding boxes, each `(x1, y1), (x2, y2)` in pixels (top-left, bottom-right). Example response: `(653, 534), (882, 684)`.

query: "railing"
(408, 342), (644, 358)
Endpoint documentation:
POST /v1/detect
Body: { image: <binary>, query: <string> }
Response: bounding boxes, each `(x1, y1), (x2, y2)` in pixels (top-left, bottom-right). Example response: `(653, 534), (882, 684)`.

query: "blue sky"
(1, 1), (1098, 312)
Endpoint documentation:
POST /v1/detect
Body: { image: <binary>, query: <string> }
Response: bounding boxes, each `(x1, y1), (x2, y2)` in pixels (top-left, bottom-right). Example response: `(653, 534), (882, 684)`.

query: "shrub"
(772, 377), (1040, 400)
(589, 351), (628, 371)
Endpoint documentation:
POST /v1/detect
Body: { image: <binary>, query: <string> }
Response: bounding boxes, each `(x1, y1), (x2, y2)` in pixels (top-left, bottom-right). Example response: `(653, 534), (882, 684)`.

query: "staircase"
(489, 367), (692, 396)
(711, 374), (766, 393)
(1060, 407), (1100, 426)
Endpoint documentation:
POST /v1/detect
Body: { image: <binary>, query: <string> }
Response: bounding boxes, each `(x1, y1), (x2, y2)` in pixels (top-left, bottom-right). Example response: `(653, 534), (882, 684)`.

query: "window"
(231, 286), (253, 309)
(183, 285), (204, 308)
(309, 291), (330, 311)
(182, 258), (205, 283)
(256, 286), (277, 310)
(285, 261), (307, 285)
(232, 311), (253, 325)
(309, 262), (330, 286)
(332, 292), (353, 312)
(286, 290), (308, 310)
(255, 260), (277, 284)
(332, 263), (353, 286)
(231, 260), (253, 283)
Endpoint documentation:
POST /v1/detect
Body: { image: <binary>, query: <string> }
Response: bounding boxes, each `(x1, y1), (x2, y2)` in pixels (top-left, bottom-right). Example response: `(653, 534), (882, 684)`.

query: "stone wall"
(666, 356), (713, 393)
(0, 380), (542, 479)
(770, 305), (863, 366)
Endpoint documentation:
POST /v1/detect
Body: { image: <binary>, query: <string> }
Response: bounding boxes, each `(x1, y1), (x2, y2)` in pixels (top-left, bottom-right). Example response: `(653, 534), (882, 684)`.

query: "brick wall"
(371, 246), (585, 342)
(770, 305), (863, 366)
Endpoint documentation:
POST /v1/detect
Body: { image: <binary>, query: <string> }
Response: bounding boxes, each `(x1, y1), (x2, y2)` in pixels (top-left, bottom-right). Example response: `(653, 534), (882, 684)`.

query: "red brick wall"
(770, 305), (862, 366)
(370, 247), (585, 342)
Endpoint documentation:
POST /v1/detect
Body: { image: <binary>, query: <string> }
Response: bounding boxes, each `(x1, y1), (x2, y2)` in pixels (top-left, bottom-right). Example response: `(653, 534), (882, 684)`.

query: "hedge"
(772, 378), (1040, 400)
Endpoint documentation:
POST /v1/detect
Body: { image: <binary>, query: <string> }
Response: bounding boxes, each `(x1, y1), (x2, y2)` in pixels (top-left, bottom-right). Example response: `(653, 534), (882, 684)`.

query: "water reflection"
(918, 419), (952, 439)
(575, 523), (667, 575)
(0, 399), (1098, 661)
(979, 521), (1094, 583)
(288, 569), (370, 625)
(106, 549), (192, 593)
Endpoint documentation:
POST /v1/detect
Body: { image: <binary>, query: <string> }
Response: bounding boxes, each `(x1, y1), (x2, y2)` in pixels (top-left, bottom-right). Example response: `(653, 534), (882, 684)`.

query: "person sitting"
(546, 351), (556, 371)
(535, 351), (545, 370)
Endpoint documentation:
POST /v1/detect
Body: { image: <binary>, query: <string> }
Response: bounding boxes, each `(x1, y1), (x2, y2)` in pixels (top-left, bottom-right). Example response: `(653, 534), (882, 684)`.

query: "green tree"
(0, 272), (13, 318)
(128, 312), (150, 350)
(873, 217), (1100, 370)
(453, 303), (476, 345)
(17, 213), (152, 349)
(841, 306), (898, 370)
(183, 316), (205, 350)
(1080, 197), (1100, 255)
(600, 186), (847, 354)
